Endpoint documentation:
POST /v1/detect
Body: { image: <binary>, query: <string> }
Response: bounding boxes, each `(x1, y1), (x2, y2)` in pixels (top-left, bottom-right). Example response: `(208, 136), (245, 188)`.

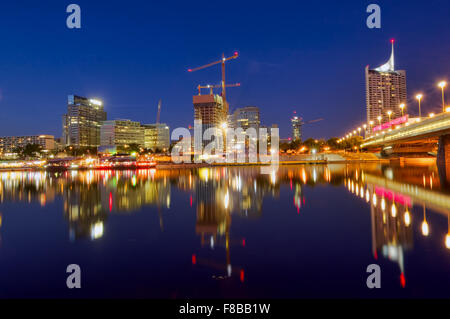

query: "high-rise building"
(193, 94), (227, 146)
(0, 135), (55, 154)
(142, 123), (170, 151)
(194, 94), (227, 130)
(291, 114), (303, 141)
(229, 106), (260, 131)
(63, 95), (107, 147)
(100, 119), (145, 147)
(365, 41), (407, 124)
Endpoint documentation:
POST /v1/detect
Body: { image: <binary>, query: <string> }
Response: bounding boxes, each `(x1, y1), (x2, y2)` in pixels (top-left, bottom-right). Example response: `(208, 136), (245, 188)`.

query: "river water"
(0, 163), (449, 298)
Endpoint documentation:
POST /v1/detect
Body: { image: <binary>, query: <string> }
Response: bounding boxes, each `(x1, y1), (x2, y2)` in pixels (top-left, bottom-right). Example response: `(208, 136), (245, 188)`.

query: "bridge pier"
(437, 135), (450, 188)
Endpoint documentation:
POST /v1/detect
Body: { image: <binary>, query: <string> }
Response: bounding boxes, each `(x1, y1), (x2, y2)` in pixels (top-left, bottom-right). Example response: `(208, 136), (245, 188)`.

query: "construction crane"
(305, 118), (324, 125)
(197, 83), (241, 95)
(188, 52), (239, 112)
(156, 99), (161, 124)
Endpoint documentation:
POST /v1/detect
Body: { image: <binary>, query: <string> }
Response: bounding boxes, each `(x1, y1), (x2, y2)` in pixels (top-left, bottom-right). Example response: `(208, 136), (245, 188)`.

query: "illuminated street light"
(438, 81), (447, 113)
(387, 110), (393, 121)
(399, 103), (405, 116)
(377, 115), (382, 125)
(416, 94), (423, 118)
(368, 121), (374, 136)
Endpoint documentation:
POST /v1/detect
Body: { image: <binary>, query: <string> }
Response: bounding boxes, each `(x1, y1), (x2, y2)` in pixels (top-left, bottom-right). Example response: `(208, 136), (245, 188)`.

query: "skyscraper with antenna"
(365, 39), (407, 125)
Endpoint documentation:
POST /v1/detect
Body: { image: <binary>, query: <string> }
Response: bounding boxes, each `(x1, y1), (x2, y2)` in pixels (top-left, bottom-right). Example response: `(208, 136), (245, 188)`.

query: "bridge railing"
(361, 112), (450, 148)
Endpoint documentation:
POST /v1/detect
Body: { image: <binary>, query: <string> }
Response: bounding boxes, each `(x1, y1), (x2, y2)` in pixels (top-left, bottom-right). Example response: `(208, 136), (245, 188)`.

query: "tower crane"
(188, 52), (239, 112)
(305, 118), (324, 125)
(197, 83), (241, 95)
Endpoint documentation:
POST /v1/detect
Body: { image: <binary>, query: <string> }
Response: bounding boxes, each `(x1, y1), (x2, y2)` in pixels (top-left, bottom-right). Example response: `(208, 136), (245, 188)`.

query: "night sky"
(0, 0), (448, 139)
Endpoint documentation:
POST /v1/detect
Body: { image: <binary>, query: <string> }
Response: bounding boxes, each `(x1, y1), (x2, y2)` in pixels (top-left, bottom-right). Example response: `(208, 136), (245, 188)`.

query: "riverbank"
(0, 152), (429, 172)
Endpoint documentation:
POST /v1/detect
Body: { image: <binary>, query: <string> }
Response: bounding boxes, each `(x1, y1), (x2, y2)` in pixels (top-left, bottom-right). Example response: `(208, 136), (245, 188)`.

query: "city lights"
(0, 3), (449, 303)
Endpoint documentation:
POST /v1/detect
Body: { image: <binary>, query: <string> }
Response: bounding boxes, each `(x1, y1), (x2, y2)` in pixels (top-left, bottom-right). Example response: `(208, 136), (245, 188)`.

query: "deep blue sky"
(0, 0), (448, 139)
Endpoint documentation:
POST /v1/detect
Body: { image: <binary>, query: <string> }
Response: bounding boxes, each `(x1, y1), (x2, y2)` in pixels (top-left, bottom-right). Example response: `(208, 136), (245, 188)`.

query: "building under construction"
(189, 53), (239, 146)
(193, 94), (227, 135)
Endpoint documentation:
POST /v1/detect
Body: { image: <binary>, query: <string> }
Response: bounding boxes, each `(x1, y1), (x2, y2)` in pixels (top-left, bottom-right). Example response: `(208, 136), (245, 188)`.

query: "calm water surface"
(0, 163), (449, 298)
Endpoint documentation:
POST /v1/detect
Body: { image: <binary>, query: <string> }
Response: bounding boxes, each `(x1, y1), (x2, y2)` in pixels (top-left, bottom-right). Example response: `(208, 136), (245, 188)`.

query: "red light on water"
(190, 195), (193, 207)
(400, 273), (406, 288)
(109, 192), (113, 212)
(240, 270), (245, 282)
(192, 254), (196, 265)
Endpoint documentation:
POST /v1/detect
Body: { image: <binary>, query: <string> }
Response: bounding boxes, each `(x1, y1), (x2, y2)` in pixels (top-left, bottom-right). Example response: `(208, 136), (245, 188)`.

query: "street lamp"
(439, 81), (447, 113)
(377, 115), (382, 125)
(416, 94), (423, 118)
(399, 103), (405, 117)
(387, 110), (393, 121)
(357, 127), (361, 136)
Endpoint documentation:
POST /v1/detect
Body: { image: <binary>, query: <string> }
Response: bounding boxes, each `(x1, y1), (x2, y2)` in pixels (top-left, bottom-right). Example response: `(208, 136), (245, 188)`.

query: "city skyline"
(0, 1), (448, 140)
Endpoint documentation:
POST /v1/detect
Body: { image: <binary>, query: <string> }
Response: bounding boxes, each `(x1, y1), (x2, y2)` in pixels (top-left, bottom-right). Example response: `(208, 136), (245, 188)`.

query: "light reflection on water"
(0, 164), (449, 298)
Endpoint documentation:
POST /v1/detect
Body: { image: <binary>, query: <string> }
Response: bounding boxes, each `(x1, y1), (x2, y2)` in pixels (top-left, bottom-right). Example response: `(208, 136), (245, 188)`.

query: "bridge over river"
(361, 112), (450, 184)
